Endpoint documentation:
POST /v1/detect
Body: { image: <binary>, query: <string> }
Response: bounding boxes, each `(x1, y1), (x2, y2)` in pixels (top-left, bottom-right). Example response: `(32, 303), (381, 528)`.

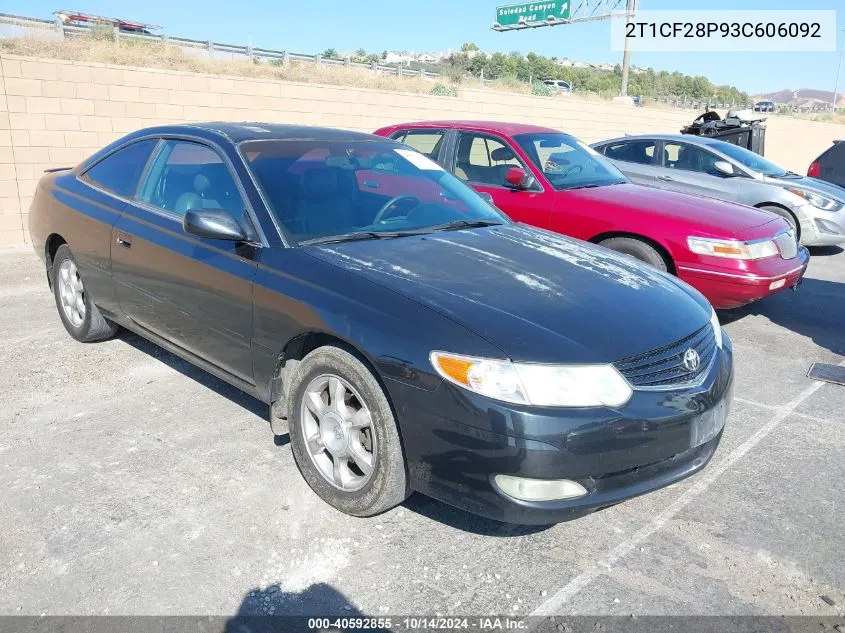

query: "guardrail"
(0, 12), (443, 81)
(3, 11), (791, 111)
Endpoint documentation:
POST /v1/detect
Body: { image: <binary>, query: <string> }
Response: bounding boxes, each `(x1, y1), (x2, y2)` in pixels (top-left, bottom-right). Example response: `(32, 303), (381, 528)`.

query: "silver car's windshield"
(711, 141), (788, 178)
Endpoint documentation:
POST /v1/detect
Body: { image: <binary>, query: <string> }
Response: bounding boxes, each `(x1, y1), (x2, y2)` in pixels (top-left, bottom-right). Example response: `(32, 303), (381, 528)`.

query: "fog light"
(493, 475), (588, 502)
(769, 279), (786, 290)
(815, 218), (841, 235)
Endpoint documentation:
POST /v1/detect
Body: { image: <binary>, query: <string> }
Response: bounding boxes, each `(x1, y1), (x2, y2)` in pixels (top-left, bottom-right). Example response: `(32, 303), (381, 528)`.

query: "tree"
(460, 42), (479, 52)
(355, 48), (367, 57)
(321, 48), (339, 59)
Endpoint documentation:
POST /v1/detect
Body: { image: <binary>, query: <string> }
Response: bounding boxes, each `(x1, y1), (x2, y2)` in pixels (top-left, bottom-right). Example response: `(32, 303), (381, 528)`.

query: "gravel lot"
(1, 245), (843, 618)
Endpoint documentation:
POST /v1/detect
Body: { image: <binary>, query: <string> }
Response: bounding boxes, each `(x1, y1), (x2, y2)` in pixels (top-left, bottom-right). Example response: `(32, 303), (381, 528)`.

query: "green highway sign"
(495, 1), (570, 27)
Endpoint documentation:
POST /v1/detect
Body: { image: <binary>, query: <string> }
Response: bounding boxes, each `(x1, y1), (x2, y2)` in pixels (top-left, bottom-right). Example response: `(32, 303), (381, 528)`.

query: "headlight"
(687, 236), (778, 260)
(786, 187), (843, 212)
(429, 352), (633, 408)
(710, 308), (723, 349)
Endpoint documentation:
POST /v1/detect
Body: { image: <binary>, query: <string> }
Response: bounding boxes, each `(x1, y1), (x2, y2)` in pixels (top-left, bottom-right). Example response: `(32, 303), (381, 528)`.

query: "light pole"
(834, 29), (845, 112)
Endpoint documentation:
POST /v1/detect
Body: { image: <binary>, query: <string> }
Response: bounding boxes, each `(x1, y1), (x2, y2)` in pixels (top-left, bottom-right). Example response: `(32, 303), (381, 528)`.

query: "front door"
(657, 141), (728, 199)
(448, 130), (551, 228)
(110, 138), (260, 383)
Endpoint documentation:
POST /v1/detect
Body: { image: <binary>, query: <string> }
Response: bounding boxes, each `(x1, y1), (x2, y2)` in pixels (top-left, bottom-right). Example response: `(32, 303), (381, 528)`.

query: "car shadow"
(117, 329), (290, 447)
(225, 582), (372, 630)
(402, 493), (550, 537)
(718, 277), (845, 356)
(807, 245), (844, 257)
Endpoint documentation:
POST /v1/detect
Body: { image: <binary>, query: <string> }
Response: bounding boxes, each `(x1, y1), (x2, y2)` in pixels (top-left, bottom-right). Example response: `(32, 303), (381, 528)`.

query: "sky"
(9, 0), (845, 95)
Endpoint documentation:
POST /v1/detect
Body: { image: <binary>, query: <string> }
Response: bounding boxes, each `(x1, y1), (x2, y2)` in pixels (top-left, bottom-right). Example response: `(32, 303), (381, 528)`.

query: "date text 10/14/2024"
(307, 617), (528, 630)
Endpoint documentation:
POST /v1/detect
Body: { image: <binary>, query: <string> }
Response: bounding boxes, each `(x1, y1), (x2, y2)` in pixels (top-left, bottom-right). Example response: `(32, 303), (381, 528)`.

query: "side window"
(604, 140), (657, 165)
(455, 133), (525, 187)
(392, 130), (445, 160)
(663, 142), (720, 174)
(138, 140), (244, 219)
(80, 139), (159, 198)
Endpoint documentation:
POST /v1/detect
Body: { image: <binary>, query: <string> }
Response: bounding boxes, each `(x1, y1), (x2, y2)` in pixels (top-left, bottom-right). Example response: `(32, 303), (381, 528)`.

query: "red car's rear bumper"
(677, 248), (810, 310)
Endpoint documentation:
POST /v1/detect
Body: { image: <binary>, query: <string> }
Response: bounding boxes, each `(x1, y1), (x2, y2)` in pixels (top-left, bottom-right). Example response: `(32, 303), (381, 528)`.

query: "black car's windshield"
(240, 140), (507, 246)
(514, 133), (628, 190)
(710, 141), (788, 177)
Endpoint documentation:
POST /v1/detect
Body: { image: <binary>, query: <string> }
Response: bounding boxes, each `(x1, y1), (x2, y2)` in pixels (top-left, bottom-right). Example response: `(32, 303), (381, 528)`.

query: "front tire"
(51, 244), (119, 342)
(599, 237), (669, 272)
(287, 345), (408, 517)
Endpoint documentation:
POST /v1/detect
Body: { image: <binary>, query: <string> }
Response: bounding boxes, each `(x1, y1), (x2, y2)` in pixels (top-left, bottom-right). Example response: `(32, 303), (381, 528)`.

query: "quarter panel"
(33, 173), (125, 316)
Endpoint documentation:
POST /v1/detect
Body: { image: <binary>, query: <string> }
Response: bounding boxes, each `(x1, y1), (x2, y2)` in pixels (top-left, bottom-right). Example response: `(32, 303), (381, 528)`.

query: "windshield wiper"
(300, 230), (418, 246)
(562, 183), (604, 190)
(428, 219), (504, 232)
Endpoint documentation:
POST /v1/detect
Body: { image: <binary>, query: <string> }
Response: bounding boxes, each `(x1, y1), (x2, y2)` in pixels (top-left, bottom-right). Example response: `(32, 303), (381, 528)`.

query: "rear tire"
(759, 205), (800, 240)
(287, 345), (408, 517)
(599, 237), (669, 272)
(51, 244), (119, 343)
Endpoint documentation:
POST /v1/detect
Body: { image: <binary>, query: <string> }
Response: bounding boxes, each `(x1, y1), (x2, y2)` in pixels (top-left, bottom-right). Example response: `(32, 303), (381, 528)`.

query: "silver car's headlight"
(687, 236), (778, 260)
(430, 352), (633, 408)
(786, 187), (843, 212)
(710, 307), (723, 349)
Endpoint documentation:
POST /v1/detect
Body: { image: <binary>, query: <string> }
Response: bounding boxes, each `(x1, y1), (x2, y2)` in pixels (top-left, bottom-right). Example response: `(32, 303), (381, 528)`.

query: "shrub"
(430, 83), (458, 97)
(530, 81), (553, 96)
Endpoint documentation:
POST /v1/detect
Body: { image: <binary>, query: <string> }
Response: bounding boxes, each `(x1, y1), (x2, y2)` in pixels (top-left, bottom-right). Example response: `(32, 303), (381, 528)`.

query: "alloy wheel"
(300, 374), (377, 492)
(58, 259), (86, 328)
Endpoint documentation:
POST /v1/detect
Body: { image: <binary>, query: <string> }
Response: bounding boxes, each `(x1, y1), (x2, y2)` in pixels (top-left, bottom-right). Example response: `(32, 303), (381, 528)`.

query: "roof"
(384, 120), (564, 135)
(138, 122), (386, 144)
(596, 133), (736, 147)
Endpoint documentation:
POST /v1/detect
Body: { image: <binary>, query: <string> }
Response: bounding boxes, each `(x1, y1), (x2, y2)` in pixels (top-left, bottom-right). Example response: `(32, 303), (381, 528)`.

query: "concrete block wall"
(1, 53), (843, 245)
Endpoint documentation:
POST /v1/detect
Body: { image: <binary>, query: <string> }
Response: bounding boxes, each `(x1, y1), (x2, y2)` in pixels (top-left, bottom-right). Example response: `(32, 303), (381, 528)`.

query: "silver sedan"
(592, 134), (845, 247)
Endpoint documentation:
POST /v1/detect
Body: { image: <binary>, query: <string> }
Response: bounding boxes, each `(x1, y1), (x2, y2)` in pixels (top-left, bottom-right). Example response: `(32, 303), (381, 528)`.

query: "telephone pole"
(834, 29), (845, 112)
(619, 0), (636, 97)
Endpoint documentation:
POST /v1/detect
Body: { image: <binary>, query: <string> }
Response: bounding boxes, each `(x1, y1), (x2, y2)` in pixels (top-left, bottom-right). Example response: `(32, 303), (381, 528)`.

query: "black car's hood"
(306, 224), (711, 363)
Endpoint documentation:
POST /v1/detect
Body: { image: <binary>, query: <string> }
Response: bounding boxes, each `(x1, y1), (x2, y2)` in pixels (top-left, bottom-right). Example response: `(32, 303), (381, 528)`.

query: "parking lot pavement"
(0, 245), (843, 618)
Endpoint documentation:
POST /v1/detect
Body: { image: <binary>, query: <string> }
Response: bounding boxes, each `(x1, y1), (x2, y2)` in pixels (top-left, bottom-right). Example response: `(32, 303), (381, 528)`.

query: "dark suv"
(808, 140), (845, 189)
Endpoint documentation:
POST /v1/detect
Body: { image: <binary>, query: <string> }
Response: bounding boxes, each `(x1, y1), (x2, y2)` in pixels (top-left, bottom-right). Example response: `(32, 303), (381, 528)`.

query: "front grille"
(775, 230), (798, 259)
(614, 324), (716, 388)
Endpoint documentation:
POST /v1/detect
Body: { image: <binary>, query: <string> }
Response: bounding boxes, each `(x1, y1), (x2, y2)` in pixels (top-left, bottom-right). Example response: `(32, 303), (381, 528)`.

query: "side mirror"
(713, 160), (736, 177)
(504, 166), (536, 190)
(183, 208), (247, 241)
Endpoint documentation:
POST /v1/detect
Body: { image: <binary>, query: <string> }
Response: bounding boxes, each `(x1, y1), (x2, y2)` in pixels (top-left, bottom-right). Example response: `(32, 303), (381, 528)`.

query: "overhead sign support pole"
(619, 0), (637, 97)
(493, 1), (638, 98)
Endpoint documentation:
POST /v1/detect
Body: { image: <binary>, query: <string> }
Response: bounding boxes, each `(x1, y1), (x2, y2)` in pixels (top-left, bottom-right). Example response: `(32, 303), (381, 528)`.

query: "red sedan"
(373, 121), (809, 309)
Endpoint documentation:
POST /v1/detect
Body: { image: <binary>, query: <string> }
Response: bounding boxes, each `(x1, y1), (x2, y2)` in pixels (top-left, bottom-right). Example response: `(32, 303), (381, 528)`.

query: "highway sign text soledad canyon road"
(495, 1), (571, 27)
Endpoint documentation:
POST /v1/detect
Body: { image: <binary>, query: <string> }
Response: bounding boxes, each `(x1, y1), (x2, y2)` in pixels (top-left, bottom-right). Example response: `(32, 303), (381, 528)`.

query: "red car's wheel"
(599, 237), (669, 272)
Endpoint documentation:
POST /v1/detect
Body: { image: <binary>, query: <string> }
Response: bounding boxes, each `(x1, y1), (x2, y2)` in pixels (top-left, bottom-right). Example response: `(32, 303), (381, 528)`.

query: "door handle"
(116, 233), (132, 248)
(657, 175), (674, 181)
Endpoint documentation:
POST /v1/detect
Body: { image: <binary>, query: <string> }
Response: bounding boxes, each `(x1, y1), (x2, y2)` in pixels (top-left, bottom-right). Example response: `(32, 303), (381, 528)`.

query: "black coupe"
(28, 123), (733, 524)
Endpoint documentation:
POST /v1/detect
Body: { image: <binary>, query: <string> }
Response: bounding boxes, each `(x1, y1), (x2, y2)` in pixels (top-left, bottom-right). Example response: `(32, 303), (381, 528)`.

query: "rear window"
(81, 139), (158, 198)
(603, 140), (657, 165)
(391, 130), (445, 160)
(817, 141), (845, 163)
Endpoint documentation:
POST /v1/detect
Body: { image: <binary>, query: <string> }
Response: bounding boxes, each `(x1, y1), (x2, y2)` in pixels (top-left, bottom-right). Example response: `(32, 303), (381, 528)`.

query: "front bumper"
(677, 247), (809, 309)
(390, 336), (734, 525)
(796, 206), (845, 246)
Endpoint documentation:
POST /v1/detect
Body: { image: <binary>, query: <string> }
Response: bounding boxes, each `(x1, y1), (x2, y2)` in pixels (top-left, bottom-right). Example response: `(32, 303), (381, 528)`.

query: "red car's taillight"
(808, 161), (820, 177)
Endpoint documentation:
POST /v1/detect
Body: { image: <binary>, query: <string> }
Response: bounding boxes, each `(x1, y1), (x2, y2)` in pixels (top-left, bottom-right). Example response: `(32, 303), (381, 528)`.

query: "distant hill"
(754, 88), (843, 109)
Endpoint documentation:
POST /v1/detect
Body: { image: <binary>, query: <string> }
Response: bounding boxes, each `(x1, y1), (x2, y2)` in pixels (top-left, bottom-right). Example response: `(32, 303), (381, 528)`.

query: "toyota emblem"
(682, 348), (701, 372)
